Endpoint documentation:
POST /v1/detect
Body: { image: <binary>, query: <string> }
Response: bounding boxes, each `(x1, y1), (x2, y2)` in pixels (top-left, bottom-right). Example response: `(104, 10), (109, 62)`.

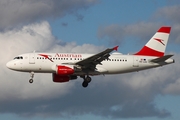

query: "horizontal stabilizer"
(150, 55), (173, 63)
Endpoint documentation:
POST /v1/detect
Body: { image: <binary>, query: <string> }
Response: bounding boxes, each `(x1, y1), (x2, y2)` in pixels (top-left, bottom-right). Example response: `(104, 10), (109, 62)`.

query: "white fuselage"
(6, 52), (174, 75)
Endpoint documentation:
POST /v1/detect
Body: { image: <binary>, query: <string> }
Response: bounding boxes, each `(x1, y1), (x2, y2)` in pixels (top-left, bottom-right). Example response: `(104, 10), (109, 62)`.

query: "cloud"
(97, 4), (180, 44)
(97, 22), (160, 45)
(1, 21), (180, 119)
(161, 55), (180, 95)
(0, 21), (102, 104)
(0, 21), (73, 101)
(155, 5), (180, 24)
(0, 0), (99, 30)
(155, 5), (180, 43)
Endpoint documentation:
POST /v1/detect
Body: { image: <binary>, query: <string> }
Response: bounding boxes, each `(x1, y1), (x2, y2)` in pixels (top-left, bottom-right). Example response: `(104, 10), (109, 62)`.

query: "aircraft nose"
(6, 61), (16, 70)
(6, 61), (23, 71)
(6, 61), (12, 69)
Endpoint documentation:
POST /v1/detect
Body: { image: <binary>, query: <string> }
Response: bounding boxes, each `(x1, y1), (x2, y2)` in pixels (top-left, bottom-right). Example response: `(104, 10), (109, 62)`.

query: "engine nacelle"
(52, 73), (70, 83)
(56, 65), (74, 75)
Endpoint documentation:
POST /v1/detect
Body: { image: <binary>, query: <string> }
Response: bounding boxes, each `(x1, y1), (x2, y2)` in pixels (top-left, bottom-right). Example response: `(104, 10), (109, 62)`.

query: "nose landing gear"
(29, 72), (34, 83)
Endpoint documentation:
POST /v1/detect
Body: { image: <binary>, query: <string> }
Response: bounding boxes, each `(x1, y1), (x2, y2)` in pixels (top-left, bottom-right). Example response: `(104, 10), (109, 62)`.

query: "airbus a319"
(6, 27), (175, 87)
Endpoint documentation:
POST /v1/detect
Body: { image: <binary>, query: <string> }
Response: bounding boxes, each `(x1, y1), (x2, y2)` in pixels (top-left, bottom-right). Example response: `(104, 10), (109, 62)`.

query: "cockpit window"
(14, 56), (23, 59)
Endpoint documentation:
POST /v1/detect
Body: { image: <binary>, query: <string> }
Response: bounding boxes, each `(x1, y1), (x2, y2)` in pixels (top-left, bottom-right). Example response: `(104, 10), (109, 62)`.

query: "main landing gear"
(81, 76), (92, 88)
(28, 72), (92, 87)
(29, 72), (34, 83)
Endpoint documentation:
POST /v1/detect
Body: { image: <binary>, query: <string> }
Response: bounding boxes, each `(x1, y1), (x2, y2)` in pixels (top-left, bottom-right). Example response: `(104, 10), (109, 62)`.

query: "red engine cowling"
(52, 73), (69, 83)
(56, 65), (74, 75)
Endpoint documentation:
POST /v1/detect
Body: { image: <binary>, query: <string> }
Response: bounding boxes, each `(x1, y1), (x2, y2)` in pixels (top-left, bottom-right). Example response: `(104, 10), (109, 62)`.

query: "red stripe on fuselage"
(134, 46), (164, 57)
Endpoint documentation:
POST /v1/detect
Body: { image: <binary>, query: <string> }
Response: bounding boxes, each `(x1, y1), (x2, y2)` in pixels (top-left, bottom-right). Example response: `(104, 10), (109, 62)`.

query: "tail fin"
(134, 26), (171, 57)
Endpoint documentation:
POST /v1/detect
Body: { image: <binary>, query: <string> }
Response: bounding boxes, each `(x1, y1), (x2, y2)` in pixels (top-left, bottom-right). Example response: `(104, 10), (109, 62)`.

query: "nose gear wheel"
(29, 72), (34, 83)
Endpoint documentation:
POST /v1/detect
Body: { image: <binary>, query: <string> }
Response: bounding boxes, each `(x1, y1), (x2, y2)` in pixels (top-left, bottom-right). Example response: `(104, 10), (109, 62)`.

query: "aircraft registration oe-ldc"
(6, 27), (175, 87)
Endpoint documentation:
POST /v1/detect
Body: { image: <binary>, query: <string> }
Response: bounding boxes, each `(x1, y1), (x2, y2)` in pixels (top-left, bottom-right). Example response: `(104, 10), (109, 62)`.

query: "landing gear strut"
(29, 72), (34, 83)
(81, 76), (92, 88)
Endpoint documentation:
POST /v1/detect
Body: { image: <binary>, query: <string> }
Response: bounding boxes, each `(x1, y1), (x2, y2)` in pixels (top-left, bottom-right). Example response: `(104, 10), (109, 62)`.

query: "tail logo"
(154, 38), (165, 46)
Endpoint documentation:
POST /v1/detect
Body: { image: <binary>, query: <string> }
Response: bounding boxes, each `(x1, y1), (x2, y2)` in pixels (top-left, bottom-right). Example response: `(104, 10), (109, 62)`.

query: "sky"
(0, 0), (180, 120)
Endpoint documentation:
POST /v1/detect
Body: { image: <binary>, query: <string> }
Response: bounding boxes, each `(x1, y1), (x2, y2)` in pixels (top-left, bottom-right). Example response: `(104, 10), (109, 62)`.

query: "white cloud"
(0, 21), (102, 101)
(0, 21), (67, 101)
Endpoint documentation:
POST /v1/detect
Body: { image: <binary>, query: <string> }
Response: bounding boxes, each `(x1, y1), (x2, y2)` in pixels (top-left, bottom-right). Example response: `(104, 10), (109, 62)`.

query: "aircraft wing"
(75, 46), (118, 70)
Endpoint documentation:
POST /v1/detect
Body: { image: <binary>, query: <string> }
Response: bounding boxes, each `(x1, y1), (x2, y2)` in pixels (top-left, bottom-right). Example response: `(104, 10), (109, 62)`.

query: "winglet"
(113, 46), (119, 51)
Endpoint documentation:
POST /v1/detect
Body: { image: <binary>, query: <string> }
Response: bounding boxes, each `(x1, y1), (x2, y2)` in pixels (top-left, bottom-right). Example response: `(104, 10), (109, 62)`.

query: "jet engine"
(52, 74), (78, 83)
(53, 65), (77, 83)
(56, 65), (74, 75)
(52, 73), (69, 82)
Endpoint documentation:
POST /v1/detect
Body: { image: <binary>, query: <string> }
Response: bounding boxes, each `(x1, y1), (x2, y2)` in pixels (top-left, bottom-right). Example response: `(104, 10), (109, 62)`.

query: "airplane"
(6, 26), (175, 88)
